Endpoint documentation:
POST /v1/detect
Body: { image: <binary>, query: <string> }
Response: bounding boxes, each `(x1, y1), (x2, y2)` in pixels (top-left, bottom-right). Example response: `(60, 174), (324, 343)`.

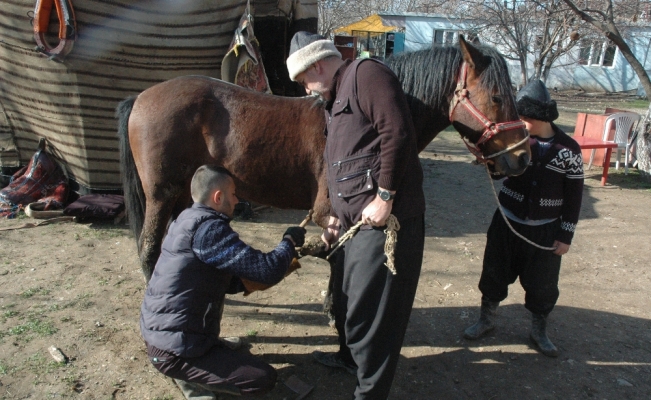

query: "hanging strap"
(33, 0), (77, 60)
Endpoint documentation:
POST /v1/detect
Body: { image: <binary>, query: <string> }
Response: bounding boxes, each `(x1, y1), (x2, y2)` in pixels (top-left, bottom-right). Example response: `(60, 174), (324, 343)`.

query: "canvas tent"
(0, 0), (316, 192)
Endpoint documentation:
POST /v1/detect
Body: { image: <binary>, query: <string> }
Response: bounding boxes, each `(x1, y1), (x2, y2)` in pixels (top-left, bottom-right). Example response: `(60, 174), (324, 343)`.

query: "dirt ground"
(1, 94), (650, 400)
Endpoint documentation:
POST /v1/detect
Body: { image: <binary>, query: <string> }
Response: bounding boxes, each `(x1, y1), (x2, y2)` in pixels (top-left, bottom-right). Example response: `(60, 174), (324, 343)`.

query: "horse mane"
(386, 43), (515, 117)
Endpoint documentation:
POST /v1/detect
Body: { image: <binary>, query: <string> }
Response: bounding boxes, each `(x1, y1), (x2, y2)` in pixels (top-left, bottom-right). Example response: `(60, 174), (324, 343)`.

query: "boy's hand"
(553, 241), (570, 256)
(284, 226), (307, 247)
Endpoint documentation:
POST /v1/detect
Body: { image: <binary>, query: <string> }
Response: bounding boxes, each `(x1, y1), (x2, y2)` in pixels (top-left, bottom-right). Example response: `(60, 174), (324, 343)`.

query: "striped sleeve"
(192, 220), (294, 284)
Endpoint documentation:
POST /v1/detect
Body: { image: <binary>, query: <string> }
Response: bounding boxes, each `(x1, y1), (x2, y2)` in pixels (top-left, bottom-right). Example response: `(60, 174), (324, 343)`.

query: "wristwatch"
(377, 188), (395, 201)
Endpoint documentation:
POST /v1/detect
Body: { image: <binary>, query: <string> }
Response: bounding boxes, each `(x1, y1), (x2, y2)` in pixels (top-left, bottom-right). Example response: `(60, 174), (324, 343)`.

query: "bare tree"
(561, 0), (651, 176)
(531, 1), (589, 82)
(452, 1), (586, 86)
(463, 0), (536, 84)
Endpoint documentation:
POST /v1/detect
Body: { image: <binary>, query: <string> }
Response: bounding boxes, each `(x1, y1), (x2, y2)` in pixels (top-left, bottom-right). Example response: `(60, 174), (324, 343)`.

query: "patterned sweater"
(497, 124), (584, 244)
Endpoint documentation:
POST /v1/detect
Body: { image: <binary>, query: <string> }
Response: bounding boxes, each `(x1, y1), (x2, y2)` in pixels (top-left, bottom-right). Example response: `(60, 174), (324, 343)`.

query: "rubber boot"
(463, 299), (499, 340)
(530, 313), (559, 357)
(174, 379), (217, 400)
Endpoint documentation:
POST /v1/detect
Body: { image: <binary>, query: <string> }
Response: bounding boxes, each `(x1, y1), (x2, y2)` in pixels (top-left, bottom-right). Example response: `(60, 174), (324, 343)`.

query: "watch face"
(379, 190), (391, 201)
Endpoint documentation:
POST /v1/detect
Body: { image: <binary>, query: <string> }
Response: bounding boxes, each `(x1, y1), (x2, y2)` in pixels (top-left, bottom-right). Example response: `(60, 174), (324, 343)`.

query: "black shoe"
(530, 313), (559, 358)
(312, 350), (357, 376)
(463, 300), (499, 340)
(174, 379), (217, 400)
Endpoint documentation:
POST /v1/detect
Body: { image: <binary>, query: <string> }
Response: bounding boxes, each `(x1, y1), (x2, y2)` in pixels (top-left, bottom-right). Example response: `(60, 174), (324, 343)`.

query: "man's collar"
(326, 59), (353, 110)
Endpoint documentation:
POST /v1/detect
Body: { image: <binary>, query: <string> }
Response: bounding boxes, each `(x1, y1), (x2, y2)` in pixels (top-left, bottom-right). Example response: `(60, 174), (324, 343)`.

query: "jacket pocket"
(332, 97), (352, 116)
(331, 152), (376, 170)
(333, 168), (375, 199)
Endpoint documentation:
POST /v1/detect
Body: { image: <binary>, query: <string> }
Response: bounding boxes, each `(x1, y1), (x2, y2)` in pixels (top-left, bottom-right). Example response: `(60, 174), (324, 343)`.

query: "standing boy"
(464, 80), (584, 357)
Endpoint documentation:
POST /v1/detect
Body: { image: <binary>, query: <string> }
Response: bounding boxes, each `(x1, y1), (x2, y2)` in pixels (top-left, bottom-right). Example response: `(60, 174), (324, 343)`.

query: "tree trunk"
(635, 105), (651, 180)
(519, 57), (528, 87)
(532, 61), (543, 81)
(608, 33), (651, 99)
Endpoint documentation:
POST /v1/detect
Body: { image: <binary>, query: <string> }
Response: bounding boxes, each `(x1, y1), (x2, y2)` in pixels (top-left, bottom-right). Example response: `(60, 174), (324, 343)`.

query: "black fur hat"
(516, 79), (559, 122)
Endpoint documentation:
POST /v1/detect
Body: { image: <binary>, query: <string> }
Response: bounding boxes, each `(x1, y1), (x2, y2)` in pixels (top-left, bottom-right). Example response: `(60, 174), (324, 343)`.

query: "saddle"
(221, 10), (272, 93)
(0, 139), (68, 218)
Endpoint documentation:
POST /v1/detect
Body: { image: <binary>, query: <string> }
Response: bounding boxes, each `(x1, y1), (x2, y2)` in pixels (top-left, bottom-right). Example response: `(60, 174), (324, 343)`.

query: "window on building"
(578, 40), (617, 67)
(433, 29), (456, 45)
(602, 43), (616, 66)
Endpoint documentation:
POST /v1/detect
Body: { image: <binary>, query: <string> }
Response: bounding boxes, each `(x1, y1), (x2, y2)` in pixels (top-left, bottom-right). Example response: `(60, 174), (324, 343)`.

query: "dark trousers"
(479, 209), (562, 316)
(146, 342), (276, 396)
(332, 215), (424, 399)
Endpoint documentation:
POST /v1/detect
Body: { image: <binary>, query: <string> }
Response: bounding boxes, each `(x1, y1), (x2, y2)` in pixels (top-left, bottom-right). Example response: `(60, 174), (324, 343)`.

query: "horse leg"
(171, 188), (192, 220)
(139, 196), (176, 281)
(311, 176), (331, 229)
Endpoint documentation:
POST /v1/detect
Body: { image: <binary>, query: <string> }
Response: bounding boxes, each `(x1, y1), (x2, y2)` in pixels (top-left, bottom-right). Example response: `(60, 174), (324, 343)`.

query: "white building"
(379, 12), (651, 94)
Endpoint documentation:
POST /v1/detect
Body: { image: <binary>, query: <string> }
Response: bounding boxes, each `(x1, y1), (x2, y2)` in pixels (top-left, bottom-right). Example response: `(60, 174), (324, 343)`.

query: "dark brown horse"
(117, 36), (531, 281)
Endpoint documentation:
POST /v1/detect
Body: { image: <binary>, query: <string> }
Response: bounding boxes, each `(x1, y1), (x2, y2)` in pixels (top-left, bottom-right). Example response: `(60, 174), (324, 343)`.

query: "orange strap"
(33, 0), (76, 58)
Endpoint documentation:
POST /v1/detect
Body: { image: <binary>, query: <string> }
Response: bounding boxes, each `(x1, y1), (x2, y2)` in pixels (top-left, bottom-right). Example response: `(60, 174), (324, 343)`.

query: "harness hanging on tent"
(33, 0), (77, 60)
(221, 0), (272, 93)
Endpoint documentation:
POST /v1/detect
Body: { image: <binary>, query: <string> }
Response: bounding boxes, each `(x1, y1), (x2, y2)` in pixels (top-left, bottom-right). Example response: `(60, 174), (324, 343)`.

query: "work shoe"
(530, 313), (559, 357)
(463, 299), (499, 340)
(220, 336), (242, 351)
(174, 379), (217, 400)
(312, 350), (357, 376)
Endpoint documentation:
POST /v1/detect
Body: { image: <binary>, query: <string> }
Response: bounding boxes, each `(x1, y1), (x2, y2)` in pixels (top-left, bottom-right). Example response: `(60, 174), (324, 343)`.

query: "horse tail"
(116, 96), (145, 244)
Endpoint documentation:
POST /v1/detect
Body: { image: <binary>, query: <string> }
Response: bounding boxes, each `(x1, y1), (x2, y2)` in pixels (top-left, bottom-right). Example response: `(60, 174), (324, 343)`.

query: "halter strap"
(449, 61), (527, 161)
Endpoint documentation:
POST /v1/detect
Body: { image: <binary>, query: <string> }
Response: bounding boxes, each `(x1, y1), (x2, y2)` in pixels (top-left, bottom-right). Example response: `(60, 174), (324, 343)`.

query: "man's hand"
(321, 216), (340, 250)
(361, 188), (394, 226)
(552, 240), (570, 256)
(283, 226), (307, 247)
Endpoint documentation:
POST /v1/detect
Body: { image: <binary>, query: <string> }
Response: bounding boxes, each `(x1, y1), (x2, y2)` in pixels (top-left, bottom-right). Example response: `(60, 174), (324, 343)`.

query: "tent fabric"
(334, 14), (398, 35)
(0, 0), (318, 192)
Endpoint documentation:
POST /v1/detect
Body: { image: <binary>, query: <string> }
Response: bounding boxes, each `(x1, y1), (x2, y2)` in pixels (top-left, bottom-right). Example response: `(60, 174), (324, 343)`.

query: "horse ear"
(459, 35), (489, 72)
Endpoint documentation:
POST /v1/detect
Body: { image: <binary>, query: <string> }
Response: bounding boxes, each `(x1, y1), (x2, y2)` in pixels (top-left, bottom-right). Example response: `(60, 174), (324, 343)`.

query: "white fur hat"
(287, 31), (342, 81)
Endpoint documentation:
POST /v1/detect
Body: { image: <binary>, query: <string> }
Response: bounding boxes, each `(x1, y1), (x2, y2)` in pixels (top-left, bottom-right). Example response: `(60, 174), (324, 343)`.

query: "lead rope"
(485, 165), (557, 251)
(326, 214), (400, 275)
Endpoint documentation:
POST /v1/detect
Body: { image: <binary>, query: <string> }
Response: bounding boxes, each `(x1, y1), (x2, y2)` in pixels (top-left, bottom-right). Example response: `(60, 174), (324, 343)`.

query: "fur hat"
(516, 79), (559, 122)
(286, 31), (341, 81)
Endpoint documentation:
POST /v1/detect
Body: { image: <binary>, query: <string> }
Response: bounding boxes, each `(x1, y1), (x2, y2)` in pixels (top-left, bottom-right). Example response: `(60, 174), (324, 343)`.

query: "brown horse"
(117, 36), (531, 281)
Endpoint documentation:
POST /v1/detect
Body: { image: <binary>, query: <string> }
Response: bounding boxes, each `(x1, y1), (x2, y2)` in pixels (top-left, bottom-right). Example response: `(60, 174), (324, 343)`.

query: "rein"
(484, 165), (557, 251)
(449, 61), (528, 161)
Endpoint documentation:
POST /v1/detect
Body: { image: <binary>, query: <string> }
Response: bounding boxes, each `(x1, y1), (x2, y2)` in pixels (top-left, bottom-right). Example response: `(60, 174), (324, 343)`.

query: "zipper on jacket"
(332, 153), (374, 169)
(336, 169), (371, 182)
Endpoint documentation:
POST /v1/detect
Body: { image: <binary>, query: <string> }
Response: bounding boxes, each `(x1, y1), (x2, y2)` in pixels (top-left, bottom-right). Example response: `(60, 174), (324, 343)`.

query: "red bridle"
(449, 61), (528, 161)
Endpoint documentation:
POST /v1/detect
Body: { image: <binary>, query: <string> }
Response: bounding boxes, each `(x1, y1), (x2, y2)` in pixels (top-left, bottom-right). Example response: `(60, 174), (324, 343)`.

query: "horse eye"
(492, 96), (503, 105)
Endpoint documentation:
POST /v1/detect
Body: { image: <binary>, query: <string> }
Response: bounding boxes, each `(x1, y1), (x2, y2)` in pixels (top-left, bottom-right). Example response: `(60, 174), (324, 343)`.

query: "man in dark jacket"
(287, 32), (426, 399)
(464, 80), (584, 357)
(140, 165), (306, 399)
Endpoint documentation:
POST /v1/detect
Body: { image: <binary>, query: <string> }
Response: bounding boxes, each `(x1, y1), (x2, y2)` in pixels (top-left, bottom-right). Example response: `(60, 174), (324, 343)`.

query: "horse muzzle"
(491, 147), (530, 176)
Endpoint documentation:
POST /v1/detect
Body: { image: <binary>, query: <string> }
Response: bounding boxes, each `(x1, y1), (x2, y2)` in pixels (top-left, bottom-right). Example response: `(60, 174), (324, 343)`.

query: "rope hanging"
(485, 165), (557, 251)
(383, 215), (400, 274)
(326, 214), (400, 275)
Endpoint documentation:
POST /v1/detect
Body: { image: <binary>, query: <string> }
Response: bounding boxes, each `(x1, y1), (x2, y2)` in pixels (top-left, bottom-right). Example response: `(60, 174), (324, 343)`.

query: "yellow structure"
(334, 14), (397, 35)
